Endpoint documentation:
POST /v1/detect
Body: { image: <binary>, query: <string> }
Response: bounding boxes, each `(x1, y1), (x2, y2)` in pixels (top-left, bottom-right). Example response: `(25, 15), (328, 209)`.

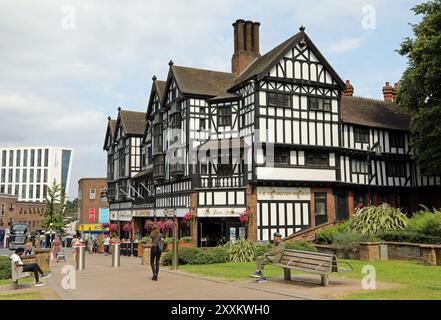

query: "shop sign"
(99, 208), (109, 223)
(110, 211), (118, 221)
(89, 208), (95, 223)
(76, 224), (107, 232)
(197, 208), (244, 218)
(257, 187), (311, 201)
(118, 211), (133, 222)
(132, 210), (152, 218)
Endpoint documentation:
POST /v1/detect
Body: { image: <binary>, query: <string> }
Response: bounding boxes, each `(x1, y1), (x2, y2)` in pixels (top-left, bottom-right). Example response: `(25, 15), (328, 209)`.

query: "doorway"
(335, 192), (349, 221)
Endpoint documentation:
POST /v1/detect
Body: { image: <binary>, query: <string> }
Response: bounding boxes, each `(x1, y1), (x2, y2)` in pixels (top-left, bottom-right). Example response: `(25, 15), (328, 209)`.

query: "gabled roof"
(103, 118), (116, 150)
(115, 109), (146, 137)
(229, 30), (346, 90)
(170, 65), (236, 97)
(146, 79), (167, 118)
(341, 96), (410, 131)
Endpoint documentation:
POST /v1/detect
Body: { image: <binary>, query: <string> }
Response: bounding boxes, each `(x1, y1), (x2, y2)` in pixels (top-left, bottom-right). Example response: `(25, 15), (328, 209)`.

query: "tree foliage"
(397, 0), (441, 174)
(42, 179), (67, 232)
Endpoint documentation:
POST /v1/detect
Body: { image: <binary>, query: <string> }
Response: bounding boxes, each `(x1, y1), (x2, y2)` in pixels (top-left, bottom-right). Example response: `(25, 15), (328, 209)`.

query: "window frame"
(305, 152), (329, 168)
(89, 188), (96, 200)
(354, 127), (370, 144)
(308, 97), (332, 112)
(314, 193), (327, 217)
(268, 92), (292, 108)
(217, 106), (232, 127)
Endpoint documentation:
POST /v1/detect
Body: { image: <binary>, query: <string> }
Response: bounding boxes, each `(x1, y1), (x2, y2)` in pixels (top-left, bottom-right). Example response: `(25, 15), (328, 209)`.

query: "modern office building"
(0, 147), (74, 202)
(104, 20), (441, 246)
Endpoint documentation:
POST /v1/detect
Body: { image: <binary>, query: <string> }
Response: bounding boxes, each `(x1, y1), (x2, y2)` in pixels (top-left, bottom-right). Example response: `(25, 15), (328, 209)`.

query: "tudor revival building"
(104, 20), (441, 246)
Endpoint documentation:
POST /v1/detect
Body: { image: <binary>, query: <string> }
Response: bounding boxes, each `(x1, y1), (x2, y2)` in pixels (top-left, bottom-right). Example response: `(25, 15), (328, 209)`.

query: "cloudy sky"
(0, 0), (421, 199)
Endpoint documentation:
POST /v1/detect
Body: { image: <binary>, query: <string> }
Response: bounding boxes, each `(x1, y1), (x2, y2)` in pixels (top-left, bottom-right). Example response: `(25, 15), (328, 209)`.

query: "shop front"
(197, 207), (246, 247)
(76, 223), (110, 239)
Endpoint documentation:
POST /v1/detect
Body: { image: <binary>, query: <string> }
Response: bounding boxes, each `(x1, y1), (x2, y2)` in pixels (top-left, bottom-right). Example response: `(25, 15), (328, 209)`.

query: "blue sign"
(99, 208), (109, 224)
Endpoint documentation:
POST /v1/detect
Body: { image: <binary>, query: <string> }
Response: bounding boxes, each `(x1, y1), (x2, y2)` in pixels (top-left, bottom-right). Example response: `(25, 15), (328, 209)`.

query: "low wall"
(22, 249), (51, 273)
(315, 242), (441, 266)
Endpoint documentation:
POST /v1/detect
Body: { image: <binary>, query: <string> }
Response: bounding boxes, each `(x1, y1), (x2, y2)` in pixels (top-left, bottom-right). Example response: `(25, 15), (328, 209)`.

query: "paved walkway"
(45, 252), (394, 300)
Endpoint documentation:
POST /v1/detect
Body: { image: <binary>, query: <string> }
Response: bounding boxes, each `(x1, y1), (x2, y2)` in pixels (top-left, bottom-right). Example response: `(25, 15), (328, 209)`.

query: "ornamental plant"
(109, 224), (118, 232)
(240, 209), (253, 224)
(348, 204), (409, 235)
(163, 219), (175, 233)
(224, 240), (256, 262)
(122, 223), (132, 233)
(101, 223), (110, 229)
(144, 220), (155, 232)
(183, 213), (191, 223)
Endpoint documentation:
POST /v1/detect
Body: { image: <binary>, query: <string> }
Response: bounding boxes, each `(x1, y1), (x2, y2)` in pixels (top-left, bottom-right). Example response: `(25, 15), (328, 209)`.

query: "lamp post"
(367, 142), (382, 205)
(158, 187), (179, 270)
(49, 222), (53, 248)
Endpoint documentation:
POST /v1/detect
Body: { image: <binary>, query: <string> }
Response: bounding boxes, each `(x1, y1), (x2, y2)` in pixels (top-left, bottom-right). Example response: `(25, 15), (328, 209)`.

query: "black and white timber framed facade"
(104, 20), (441, 245)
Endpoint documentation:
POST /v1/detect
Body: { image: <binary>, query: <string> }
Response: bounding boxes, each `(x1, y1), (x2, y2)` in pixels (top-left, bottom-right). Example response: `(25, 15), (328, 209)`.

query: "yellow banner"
(76, 224), (110, 232)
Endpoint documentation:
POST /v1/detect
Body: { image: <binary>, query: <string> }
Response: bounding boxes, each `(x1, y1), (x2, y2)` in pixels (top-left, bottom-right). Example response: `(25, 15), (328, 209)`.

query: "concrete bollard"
(76, 245), (86, 270)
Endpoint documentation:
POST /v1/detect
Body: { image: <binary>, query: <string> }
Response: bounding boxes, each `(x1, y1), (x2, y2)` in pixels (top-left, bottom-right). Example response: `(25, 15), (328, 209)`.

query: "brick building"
(77, 178), (109, 233)
(0, 193), (46, 245)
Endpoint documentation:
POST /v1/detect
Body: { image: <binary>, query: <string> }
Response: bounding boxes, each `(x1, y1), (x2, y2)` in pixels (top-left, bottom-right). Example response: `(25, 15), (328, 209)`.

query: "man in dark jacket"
(250, 232), (285, 280)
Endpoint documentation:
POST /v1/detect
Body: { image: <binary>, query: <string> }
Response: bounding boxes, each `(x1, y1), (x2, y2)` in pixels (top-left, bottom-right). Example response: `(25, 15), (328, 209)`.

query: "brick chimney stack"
(392, 82), (399, 101)
(232, 19), (261, 74)
(344, 80), (354, 96)
(383, 82), (394, 102)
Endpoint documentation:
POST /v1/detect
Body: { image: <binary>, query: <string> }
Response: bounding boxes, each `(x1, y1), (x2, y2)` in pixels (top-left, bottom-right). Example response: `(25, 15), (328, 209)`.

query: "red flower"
(109, 224), (118, 232)
(240, 209), (253, 224)
(183, 213), (191, 222)
(122, 223), (132, 233)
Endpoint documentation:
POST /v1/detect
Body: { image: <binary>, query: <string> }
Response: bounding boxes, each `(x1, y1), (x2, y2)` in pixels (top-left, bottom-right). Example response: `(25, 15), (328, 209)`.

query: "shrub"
(316, 221), (350, 244)
(255, 244), (272, 257)
(162, 247), (229, 266)
(224, 240), (256, 262)
(332, 232), (381, 251)
(379, 230), (441, 244)
(285, 241), (317, 252)
(407, 208), (441, 237)
(204, 247), (230, 264)
(348, 204), (408, 235)
(140, 236), (152, 244)
(0, 256), (11, 280)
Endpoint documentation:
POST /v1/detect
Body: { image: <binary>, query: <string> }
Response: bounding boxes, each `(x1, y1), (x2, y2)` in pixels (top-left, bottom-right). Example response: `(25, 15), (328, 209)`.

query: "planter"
(141, 244), (152, 265)
(138, 243), (143, 257)
(178, 242), (193, 249)
(98, 245), (104, 254)
(359, 242), (381, 262)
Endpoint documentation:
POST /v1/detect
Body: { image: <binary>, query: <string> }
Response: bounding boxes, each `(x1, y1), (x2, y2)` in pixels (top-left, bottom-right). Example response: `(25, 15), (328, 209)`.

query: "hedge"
(162, 247), (230, 266)
(0, 256), (11, 280)
(379, 230), (441, 244)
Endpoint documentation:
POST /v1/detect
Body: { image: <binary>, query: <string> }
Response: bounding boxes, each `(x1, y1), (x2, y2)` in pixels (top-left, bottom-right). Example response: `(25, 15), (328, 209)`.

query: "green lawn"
(0, 291), (42, 300)
(179, 260), (441, 300)
(0, 277), (33, 286)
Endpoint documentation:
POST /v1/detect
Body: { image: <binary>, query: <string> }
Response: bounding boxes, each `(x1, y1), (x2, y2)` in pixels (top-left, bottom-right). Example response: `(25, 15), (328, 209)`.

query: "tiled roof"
(341, 96), (410, 131)
(119, 110), (146, 135)
(171, 65), (236, 97)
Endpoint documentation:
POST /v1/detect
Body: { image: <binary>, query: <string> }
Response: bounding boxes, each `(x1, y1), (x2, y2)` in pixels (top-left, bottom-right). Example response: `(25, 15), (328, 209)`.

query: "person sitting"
(11, 248), (51, 287)
(250, 232), (285, 281)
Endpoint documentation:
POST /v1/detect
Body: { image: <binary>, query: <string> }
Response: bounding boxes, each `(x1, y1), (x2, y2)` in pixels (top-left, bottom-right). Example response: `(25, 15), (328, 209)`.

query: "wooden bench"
(271, 249), (352, 286)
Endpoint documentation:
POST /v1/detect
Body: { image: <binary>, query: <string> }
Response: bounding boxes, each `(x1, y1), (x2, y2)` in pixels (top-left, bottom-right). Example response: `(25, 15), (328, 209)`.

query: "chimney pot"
(383, 82), (394, 102)
(245, 21), (253, 51)
(252, 22), (260, 54)
(344, 80), (354, 97)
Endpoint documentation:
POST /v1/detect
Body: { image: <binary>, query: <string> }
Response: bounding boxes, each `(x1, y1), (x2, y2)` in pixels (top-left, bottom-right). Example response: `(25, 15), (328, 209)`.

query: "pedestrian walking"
(52, 236), (62, 262)
(104, 235), (110, 256)
(71, 235), (80, 263)
(150, 225), (164, 281)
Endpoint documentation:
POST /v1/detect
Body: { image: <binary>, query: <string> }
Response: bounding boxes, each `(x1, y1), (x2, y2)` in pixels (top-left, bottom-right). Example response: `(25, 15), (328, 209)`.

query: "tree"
(397, 0), (441, 175)
(42, 179), (67, 233)
(64, 198), (78, 222)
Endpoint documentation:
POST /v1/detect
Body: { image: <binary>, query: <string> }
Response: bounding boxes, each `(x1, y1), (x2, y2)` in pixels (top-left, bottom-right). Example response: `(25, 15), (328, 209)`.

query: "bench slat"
(280, 257), (332, 267)
(283, 249), (334, 258)
(280, 261), (331, 272)
(281, 251), (334, 262)
(273, 264), (329, 276)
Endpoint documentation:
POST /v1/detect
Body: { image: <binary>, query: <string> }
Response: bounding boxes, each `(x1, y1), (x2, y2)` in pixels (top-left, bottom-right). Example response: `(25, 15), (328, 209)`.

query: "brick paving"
(43, 252), (396, 300)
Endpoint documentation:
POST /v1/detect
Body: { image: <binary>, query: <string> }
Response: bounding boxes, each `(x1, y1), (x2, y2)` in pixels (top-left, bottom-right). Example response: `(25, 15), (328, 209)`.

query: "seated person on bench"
(11, 248), (51, 287)
(250, 232), (285, 280)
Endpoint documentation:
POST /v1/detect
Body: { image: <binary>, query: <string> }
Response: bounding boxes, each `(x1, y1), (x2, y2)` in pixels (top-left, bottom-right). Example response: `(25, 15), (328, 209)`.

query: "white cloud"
(0, 0), (418, 198)
(327, 35), (367, 54)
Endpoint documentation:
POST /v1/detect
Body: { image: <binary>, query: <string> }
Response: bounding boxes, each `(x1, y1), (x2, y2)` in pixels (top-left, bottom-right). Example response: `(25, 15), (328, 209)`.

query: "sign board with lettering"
(257, 187), (311, 201)
(118, 211), (133, 222)
(99, 208), (109, 224)
(89, 208), (95, 223)
(197, 208), (245, 218)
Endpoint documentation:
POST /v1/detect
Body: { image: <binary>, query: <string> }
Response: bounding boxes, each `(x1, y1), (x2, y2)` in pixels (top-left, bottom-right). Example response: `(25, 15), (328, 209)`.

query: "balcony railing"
(199, 175), (243, 188)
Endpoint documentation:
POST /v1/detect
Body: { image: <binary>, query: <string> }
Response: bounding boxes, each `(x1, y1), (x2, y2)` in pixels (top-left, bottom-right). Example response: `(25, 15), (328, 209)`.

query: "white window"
(90, 188), (96, 200)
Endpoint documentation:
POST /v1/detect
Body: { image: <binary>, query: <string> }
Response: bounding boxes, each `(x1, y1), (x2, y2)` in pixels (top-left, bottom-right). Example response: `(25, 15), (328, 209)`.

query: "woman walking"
(150, 225), (163, 281)
(52, 236), (62, 262)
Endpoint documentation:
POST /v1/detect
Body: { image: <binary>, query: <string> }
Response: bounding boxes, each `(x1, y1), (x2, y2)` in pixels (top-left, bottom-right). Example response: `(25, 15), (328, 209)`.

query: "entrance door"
(335, 193), (349, 221)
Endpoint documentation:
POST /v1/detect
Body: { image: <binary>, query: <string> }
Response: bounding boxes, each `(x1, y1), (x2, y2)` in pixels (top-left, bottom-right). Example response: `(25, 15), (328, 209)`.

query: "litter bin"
(112, 242), (120, 267)
(76, 245), (86, 270)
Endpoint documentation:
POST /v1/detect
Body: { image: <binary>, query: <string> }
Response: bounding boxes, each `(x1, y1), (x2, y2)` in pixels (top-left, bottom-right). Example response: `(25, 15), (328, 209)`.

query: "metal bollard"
(76, 245), (86, 270)
(111, 243), (120, 267)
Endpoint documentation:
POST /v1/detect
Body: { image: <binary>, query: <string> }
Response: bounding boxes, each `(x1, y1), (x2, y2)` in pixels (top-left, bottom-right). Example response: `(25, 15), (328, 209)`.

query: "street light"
(49, 222), (53, 248)
(367, 142), (382, 205)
